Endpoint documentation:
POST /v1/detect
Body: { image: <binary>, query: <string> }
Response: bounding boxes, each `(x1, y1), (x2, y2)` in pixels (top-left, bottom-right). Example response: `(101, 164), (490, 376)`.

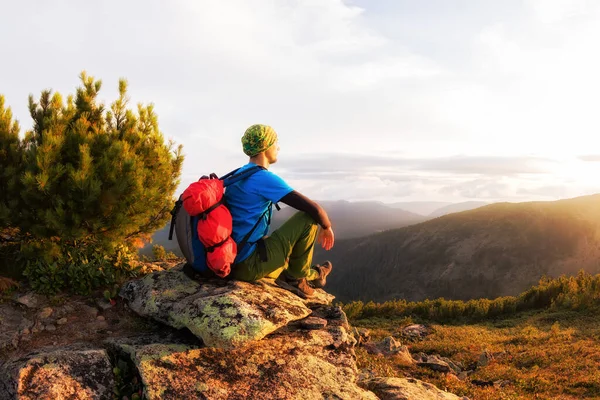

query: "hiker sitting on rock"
(224, 124), (335, 298)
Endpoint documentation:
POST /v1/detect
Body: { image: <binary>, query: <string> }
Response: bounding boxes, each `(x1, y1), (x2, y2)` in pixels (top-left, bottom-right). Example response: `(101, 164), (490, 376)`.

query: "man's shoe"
(275, 274), (315, 299)
(310, 261), (333, 289)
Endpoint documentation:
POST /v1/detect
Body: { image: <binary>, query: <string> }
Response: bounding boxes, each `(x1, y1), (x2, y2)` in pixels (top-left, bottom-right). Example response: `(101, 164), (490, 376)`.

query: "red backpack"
(169, 166), (264, 277)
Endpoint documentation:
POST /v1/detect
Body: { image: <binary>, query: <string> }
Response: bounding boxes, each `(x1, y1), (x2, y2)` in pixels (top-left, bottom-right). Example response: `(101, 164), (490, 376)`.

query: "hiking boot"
(310, 261), (333, 289)
(275, 274), (315, 299)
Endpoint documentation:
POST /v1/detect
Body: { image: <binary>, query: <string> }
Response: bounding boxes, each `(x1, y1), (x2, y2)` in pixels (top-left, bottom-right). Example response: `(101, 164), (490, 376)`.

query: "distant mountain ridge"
(319, 194), (600, 303)
(142, 199), (433, 256)
(427, 201), (488, 217)
(142, 199), (492, 258)
(270, 200), (429, 239)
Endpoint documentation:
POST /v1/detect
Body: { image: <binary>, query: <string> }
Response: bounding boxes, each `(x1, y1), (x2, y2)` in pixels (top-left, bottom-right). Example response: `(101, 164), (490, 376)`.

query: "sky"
(1, 0), (600, 204)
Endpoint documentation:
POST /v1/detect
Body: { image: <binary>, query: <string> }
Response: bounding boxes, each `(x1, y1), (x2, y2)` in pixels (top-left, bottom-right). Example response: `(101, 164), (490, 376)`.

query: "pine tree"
(19, 72), (183, 245)
(0, 96), (23, 229)
(5, 72), (184, 292)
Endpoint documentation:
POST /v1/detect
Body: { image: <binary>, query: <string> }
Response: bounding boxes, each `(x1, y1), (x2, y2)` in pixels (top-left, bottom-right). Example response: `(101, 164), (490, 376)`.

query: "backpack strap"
(237, 205), (271, 254)
(221, 165), (265, 187)
(168, 198), (183, 240)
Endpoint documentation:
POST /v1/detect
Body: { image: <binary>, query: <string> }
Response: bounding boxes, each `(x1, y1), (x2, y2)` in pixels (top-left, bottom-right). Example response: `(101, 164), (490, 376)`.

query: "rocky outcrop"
(0, 347), (114, 400)
(1, 264), (467, 399)
(361, 376), (468, 400)
(112, 305), (377, 400)
(119, 265), (333, 349)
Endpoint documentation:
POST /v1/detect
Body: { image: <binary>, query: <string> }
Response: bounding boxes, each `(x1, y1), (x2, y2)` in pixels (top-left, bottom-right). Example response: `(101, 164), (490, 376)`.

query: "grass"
(353, 308), (600, 399)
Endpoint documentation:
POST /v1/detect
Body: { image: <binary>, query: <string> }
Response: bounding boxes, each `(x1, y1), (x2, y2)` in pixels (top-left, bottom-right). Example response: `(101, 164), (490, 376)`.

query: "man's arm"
(279, 191), (331, 229)
(279, 190), (335, 250)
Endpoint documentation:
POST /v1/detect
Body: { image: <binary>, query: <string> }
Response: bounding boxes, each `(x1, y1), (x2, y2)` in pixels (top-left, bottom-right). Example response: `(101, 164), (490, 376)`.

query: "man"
(225, 124), (335, 298)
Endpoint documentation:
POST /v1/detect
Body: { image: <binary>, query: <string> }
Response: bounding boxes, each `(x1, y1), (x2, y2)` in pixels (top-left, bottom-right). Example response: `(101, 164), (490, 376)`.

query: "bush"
(343, 270), (600, 323)
(152, 244), (167, 261)
(21, 240), (139, 294)
(1, 72), (184, 293)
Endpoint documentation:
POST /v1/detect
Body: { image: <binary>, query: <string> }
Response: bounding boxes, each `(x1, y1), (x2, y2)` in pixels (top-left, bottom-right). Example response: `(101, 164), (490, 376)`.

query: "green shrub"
(0, 72), (183, 293)
(152, 244), (167, 261)
(343, 270), (600, 323)
(22, 240), (139, 295)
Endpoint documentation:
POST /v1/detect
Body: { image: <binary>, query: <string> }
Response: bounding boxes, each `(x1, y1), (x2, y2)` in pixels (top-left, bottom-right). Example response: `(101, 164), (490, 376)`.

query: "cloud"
(439, 178), (512, 199)
(3, 1), (600, 203)
(579, 155), (600, 162)
(517, 185), (570, 198)
(279, 153), (556, 178)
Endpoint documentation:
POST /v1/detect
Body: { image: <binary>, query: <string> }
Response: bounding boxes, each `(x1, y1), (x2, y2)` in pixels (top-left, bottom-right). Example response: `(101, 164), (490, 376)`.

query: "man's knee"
(290, 211), (318, 229)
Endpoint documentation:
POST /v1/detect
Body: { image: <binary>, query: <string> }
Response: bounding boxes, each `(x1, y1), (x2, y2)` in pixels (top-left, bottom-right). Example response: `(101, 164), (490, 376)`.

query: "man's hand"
(318, 226), (335, 250)
(200, 173), (219, 180)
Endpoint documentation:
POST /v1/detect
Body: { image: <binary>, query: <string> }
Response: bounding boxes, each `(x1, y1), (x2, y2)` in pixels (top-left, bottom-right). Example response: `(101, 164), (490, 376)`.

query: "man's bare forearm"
(279, 191), (331, 229)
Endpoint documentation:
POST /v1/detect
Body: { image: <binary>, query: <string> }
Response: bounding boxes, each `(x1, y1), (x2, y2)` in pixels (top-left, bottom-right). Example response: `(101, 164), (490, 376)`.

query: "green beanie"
(241, 124), (278, 157)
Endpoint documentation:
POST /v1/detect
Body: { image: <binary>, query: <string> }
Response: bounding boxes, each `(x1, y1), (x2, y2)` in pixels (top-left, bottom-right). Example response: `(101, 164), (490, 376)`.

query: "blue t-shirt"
(224, 163), (293, 263)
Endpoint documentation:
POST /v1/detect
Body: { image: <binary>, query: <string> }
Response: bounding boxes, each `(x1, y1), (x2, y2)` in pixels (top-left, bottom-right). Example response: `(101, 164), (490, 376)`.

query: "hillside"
(428, 201), (488, 217)
(346, 271), (600, 399)
(388, 201), (452, 216)
(319, 194), (600, 303)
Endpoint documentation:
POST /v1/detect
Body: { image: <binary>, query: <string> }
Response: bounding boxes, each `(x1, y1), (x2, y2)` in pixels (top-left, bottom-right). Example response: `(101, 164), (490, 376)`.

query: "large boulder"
(361, 377), (469, 400)
(119, 265), (334, 349)
(0, 347), (114, 400)
(114, 304), (377, 400)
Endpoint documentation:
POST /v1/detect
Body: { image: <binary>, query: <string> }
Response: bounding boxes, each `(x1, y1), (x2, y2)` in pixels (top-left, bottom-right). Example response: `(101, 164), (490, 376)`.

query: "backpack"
(168, 165), (266, 278)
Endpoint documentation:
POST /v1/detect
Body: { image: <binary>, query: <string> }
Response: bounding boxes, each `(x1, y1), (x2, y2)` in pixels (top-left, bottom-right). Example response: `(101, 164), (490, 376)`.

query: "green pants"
(231, 211), (320, 282)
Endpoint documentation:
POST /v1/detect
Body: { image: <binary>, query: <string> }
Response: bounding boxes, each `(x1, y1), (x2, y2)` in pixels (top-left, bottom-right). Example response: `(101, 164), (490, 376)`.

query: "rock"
(300, 316), (327, 330)
(351, 327), (370, 345)
(360, 376), (467, 400)
(364, 337), (413, 363)
(15, 292), (46, 309)
(96, 315), (105, 321)
(477, 350), (493, 368)
(0, 347), (115, 400)
(45, 324), (57, 332)
(119, 265), (331, 348)
(118, 304), (376, 400)
(494, 379), (511, 388)
(38, 307), (53, 319)
(402, 324), (432, 339)
(57, 317), (68, 325)
(457, 371), (471, 381)
(417, 354), (460, 374)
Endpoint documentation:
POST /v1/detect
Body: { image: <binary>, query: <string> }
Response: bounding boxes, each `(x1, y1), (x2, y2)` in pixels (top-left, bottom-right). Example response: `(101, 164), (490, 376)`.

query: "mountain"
(318, 194), (600, 303)
(270, 200), (429, 239)
(388, 201), (452, 216)
(142, 200), (430, 257)
(428, 201), (488, 217)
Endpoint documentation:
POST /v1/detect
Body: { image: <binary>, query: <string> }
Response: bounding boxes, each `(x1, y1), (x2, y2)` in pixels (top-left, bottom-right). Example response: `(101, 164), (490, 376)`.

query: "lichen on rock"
(119, 264), (330, 348)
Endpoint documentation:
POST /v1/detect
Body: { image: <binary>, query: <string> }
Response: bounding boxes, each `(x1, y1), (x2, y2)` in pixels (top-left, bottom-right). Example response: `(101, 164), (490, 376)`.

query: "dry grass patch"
(354, 309), (600, 399)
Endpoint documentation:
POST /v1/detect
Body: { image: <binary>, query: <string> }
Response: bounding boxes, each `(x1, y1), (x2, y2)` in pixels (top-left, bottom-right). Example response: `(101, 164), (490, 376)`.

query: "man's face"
(265, 140), (280, 164)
